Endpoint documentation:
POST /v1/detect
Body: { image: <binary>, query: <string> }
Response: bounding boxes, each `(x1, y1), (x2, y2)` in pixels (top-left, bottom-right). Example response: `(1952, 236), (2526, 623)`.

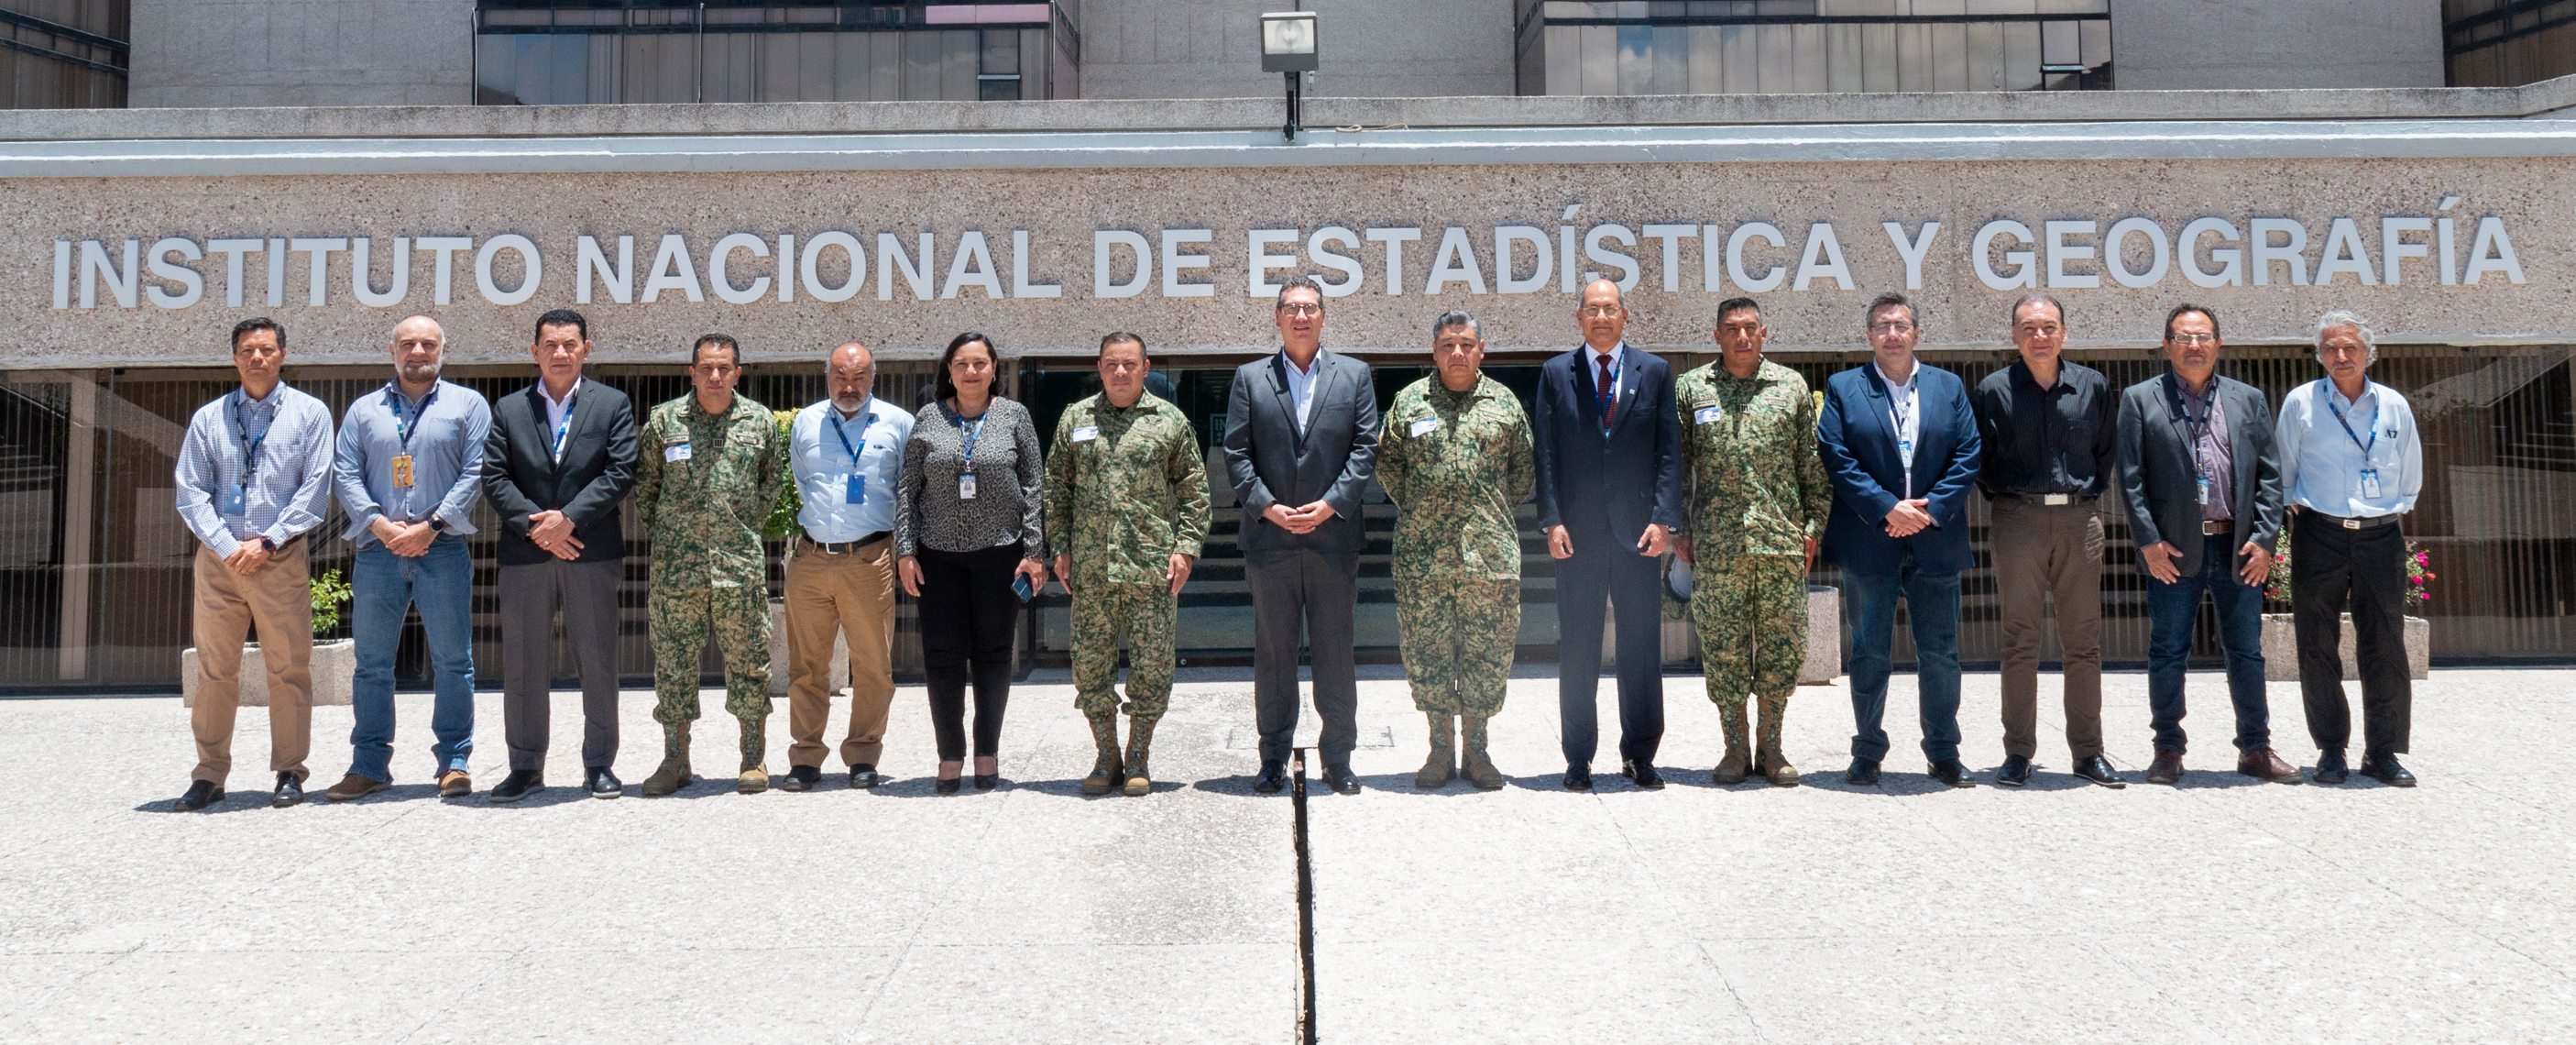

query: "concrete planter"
(181, 639), (355, 708)
(1802, 585), (1841, 685)
(767, 597), (850, 696)
(2260, 613), (2430, 681)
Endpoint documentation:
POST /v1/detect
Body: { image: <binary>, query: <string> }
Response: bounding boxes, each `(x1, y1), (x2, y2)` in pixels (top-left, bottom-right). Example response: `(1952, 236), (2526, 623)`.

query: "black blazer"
(1532, 344), (1683, 543)
(482, 380), (639, 566)
(1222, 349), (1380, 554)
(2113, 372), (2284, 578)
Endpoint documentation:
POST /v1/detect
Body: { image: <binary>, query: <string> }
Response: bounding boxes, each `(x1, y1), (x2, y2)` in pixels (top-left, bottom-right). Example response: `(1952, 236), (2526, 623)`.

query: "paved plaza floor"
(0, 666), (2568, 1043)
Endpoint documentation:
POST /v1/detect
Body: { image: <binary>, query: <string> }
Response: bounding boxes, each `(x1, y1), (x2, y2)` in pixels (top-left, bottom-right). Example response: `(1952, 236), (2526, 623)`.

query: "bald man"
(780, 342), (916, 791)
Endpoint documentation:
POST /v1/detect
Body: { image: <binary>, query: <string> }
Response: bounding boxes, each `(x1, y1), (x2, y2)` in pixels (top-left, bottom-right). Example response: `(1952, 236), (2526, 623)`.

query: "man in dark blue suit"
(1817, 292), (1983, 788)
(1534, 279), (1685, 791)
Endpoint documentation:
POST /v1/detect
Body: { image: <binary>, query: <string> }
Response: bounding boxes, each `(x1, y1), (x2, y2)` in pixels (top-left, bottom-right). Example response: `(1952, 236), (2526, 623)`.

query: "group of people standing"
(165, 274), (2423, 812)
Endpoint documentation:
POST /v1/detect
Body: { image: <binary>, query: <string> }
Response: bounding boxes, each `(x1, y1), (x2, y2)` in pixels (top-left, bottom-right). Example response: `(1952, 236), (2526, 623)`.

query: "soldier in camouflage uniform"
(1379, 310), (1534, 791)
(1674, 298), (1834, 786)
(633, 334), (787, 796)
(1045, 333), (1210, 798)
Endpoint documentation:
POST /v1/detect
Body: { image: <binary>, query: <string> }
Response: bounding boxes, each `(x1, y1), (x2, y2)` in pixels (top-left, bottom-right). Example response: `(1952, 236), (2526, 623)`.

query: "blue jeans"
(349, 537), (476, 781)
(1844, 548), (1964, 764)
(2144, 532), (2271, 755)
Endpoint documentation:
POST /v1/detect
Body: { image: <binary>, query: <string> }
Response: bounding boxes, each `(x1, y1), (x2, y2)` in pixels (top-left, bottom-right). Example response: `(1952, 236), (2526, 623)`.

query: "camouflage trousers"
(1071, 580), (1176, 723)
(1691, 555), (1805, 741)
(1395, 575), (1519, 717)
(649, 585), (773, 726)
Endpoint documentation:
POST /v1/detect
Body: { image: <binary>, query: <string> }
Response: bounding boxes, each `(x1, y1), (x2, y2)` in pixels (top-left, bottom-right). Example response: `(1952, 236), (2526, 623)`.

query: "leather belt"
(2200, 520), (2233, 536)
(2307, 511), (2399, 532)
(802, 532), (890, 555)
(2004, 492), (2092, 507)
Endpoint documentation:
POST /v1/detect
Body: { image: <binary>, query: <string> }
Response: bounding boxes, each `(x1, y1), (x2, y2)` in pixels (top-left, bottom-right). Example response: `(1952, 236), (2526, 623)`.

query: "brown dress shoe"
(323, 773), (389, 802)
(2145, 751), (2184, 786)
(436, 770), (472, 798)
(2238, 747), (2305, 784)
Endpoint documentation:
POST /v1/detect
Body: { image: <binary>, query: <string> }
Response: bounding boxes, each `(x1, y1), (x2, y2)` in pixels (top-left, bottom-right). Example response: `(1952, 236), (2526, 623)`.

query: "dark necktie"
(1596, 354), (1618, 431)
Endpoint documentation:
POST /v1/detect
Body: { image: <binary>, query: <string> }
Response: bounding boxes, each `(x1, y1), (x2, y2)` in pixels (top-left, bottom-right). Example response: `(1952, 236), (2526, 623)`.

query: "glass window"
(472, 2), (1072, 104)
(1519, 0), (2111, 94)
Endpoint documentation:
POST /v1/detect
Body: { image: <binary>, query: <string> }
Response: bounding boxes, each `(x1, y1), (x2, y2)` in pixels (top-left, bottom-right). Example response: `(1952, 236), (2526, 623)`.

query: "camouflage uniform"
(635, 391), (785, 776)
(1042, 390), (1210, 723)
(1674, 359), (1833, 779)
(1379, 375), (1533, 723)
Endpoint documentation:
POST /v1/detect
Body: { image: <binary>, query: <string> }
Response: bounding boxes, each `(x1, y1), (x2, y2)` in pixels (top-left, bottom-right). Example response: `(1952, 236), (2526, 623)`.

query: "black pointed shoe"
(2359, 754), (2417, 787)
(1927, 759), (1977, 788)
(1322, 763), (1361, 795)
(2072, 754), (2126, 788)
(271, 772), (303, 808)
(1253, 760), (1288, 793)
(490, 769), (543, 803)
(173, 780), (224, 812)
(1996, 754), (2033, 787)
(779, 764), (821, 792)
(1845, 757), (1881, 786)
(1622, 760), (1664, 790)
(2312, 749), (2350, 785)
(585, 766), (620, 798)
(1562, 762), (1594, 791)
(849, 764), (882, 789)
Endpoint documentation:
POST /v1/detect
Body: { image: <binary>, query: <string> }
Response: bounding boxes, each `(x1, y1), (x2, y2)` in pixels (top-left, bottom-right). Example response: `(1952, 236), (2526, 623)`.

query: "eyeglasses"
(2169, 334), (2218, 346)
(1277, 303), (1322, 318)
(1578, 305), (1623, 319)
(1869, 322), (1916, 335)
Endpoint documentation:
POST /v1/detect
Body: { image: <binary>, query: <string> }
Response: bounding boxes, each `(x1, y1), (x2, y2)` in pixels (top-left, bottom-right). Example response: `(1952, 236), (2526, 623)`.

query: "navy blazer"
(1816, 360), (1981, 576)
(1532, 344), (1684, 543)
(1221, 349), (1380, 554)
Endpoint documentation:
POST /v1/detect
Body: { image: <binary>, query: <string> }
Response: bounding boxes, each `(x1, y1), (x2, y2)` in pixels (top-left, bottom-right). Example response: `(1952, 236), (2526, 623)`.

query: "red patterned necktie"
(1596, 354), (1618, 431)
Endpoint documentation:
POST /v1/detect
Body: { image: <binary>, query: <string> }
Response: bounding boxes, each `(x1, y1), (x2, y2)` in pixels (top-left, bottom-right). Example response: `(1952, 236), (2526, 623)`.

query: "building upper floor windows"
(2444, 0), (2576, 86)
(1515, 0), (2111, 96)
(1, 0), (128, 108)
(473, 1), (1079, 105)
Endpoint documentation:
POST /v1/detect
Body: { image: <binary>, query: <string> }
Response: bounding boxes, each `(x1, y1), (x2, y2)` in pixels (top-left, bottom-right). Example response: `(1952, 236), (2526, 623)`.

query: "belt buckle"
(2341, 518), (2362, 530)
(2043, 493), (2069, 506)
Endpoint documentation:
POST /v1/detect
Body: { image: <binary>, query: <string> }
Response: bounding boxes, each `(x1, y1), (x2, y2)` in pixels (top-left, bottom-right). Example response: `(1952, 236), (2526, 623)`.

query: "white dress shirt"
(539, 377), (582, 463)
(1282, 350), (1322, 433)
(1876, 358), (1923, 498)
(2276, 379), (2422, 518)
(791, 395), (916, 543)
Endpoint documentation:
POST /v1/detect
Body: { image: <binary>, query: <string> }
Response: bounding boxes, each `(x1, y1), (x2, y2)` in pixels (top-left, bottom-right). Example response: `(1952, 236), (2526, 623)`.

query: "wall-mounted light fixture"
(1259, 11), (1317, 142)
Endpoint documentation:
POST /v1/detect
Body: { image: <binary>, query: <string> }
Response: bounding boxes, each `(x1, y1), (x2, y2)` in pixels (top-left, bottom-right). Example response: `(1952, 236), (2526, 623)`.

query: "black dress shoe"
(1563, 763), (1593, 791)
(2072, 754), (2126, 788)
(1623, 760), (1664, 789)
(1996, 754), (2033, 788)
(1253, 760), (1288, 793)
(934, 776), (961, 795)
(779, 765), (820, 792)
(173, 780), (224, 812)
(2312, 749), (2350, 785)
(1322, 763), (1360, 795)
(2359, 754), (2417, 787)
(1928, 759), (1978, 788)
(972, 774), (999, 790)
(584, 766), (620, 799)
(271, 772), (303, 808)
(490, 769), (543, 803)
(1845, 757), (1880, 786)
(849, 764), (882, 789)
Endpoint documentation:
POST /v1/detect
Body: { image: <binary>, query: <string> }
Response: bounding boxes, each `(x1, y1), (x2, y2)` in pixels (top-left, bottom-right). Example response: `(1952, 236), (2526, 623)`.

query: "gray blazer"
(2114, 372), (2284, 578)
(1222, 349), (1380, 554)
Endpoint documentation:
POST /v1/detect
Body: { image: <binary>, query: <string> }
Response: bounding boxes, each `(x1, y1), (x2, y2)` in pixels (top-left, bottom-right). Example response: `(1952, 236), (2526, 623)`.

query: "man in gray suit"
(1224, 275), (1381, 796)
(2114, 302), (2297, 787)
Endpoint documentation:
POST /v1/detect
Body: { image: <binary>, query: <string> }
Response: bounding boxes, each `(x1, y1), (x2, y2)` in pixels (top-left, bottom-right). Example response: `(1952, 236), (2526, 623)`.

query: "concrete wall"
(1074, 0), (1516, 100)
(128, 0), (475, 108)
(2110, 0), (2444, 90)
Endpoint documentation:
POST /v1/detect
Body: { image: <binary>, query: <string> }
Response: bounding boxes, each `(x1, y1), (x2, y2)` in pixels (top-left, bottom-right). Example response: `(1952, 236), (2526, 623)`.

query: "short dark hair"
(2011, 292), (2066, 328)
(230, 317), (284, 352)
(936, 332), (1001, 402)
(691, 334), (740, 368)
(1715, 297), (1761, 324)
(2164, 302), (2220, 343)
(534, 308), (587, 344)
(1276, 274), (1324, 309)
(1432, 310), (1480, 340)
(1099, 332), (1147, 359)
(1863, 292), (1918, 329)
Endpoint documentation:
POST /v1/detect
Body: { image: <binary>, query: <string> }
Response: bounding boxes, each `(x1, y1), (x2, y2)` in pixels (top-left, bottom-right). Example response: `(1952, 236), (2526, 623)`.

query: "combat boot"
(1460, 716), (1505, 791)
(1123, 717), (1157, 797)
(1080, 717), (1124, 796)
(1755, 697), (1800, 787)
(1712, 704), (1751, 786)
(1414, 713), (1456, 789)
(641, 723), (694, 797)
(737, 716), (770, 794)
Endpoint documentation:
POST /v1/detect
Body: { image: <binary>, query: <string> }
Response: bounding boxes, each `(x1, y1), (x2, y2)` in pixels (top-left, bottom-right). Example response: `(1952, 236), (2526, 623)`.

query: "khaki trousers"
(190, 541), (314, 785)
(784, 537), (899, 769)
(1990, 498), (2106, 761)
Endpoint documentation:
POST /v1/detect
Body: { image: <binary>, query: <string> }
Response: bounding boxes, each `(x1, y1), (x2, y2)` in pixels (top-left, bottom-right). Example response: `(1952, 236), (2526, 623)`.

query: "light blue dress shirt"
(174, 382), (335, 558)
(334, 379), (493, 546)
(2275, 378), (2422, 518)
(791, 395), (915, 543)
(1281, 350), (1322, 433)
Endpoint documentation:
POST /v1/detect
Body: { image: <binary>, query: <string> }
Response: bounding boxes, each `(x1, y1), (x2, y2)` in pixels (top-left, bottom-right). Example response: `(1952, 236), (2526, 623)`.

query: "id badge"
(1694, 406), (1721, 425)
(959, 473), (978, 500)
(1070, 425), (1099, 444)
(1409, 417), (1440, 437)
(846, 474), (866, 505)
(1897, 438), (1915, 469)
(220, 483), (247, 516)
(2361, 469), (2382, 500)
(665, 442), (692, 463)
(390, 454), (414, 489)
(2197, 476), (2211, 506)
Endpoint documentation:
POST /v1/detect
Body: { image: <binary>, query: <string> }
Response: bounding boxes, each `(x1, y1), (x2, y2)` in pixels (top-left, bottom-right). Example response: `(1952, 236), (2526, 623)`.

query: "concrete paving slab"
(1705, 936), (2212, 1045)
(850, 942), (1293, 1045)
(1316, 940), (1760, 1045)
(407, 946), (904, 1045)
(2116, 927), (2576, 1043)
(0, 950), (512, 1044)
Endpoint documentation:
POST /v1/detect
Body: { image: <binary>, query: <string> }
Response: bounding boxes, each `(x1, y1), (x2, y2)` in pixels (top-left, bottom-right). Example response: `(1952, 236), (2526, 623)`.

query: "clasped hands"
(1261, 500), (1339, 535)
(370, 515), (439, 558)
(527, 510), (586, 561)
(1545, 523), (1669, 561)
(2138, 539), (2272, 586)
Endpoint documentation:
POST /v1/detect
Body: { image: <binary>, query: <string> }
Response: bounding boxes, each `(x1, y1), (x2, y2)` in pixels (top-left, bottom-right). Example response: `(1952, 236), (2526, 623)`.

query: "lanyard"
(2172, 375), (2219, 480)
(388, 384), (436, 451)
(829, 406), (875, 468)
(550, 389), (577, 458)
(229, 390), (273, 483)
(2325, 387), (2378, 459)
(955, 409), (986, 474)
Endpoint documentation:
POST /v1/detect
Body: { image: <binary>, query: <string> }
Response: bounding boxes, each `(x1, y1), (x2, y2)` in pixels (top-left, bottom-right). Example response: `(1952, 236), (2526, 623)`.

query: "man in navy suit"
(1817, 292), (1983, 788)
(1534, 279), (1685, 791)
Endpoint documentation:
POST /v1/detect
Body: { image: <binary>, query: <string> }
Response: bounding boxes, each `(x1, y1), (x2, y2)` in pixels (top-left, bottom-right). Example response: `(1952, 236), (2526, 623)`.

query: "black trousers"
(2291, 512), (2413, 758)
(917, 544), (1022, 760)
(1244, 549), (1361, 764)
(498, 558), (622, 773)
(1553, 533), (1666, 767)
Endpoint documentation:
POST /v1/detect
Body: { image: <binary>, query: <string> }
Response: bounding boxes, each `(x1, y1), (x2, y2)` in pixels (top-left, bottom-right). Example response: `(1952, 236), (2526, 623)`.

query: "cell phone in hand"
(1011, 572), (1035, 602)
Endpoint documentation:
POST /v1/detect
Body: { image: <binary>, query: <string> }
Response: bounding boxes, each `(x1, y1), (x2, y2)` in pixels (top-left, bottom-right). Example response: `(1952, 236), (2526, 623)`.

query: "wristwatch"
(256, 535), (277, 552)
(429, 515), (450, 534)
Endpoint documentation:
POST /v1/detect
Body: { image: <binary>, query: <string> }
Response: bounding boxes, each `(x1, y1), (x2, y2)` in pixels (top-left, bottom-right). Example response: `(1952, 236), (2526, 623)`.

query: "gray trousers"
(1244, 549), (1361, 764)
(1989, 498), (2106, 761)
(499, 557), (624, 773)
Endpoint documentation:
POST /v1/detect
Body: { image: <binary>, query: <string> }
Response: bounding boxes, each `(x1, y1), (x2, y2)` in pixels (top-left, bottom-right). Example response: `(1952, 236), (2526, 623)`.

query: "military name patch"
(1071, 425), (1099, 443)
(1694, 406), (1722, 425)
(1410, 417), (1440, 436)
(665, 443), (692, 462)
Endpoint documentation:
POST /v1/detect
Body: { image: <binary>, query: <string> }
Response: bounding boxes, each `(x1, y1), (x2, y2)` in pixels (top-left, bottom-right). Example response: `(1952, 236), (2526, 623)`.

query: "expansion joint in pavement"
(1290, 748), (1319, 1045)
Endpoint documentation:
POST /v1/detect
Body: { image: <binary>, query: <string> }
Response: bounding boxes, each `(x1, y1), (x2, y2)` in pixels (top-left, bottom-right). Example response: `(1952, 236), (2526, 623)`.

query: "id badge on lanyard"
(959, 473), (978, 500)
(832, 409), (874, 504)
(2361, 470), (2382, 500)
(955, 412), (984, 500)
